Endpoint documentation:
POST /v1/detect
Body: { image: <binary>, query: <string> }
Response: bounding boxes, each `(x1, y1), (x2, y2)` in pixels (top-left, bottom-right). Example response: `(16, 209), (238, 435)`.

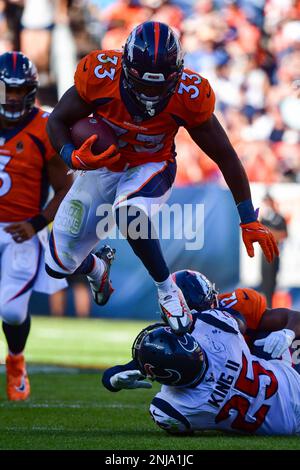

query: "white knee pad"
(1, 301), (27, 325)
(150, 397), (192, 434)
(45, 241), (78, 275)
(149, 403), (190, 434)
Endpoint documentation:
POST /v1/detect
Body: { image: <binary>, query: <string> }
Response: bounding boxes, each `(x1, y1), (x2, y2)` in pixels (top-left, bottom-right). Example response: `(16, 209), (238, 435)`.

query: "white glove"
(110, 370), (152, 390)
(254, 329), (295, 359)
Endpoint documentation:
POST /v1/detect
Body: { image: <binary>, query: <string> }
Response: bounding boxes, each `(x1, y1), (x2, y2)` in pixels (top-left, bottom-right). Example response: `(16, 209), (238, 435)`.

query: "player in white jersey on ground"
(102, 309), (300, 435)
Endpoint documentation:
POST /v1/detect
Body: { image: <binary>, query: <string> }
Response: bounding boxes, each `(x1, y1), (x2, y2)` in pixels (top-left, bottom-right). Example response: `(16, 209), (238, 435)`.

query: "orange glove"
(71, 135), (120, 170)
(240, 221), (279, 263)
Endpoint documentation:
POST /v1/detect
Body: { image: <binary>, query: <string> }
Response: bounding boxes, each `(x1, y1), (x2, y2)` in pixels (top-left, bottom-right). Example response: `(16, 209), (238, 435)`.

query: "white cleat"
(158, 286), (193, 335)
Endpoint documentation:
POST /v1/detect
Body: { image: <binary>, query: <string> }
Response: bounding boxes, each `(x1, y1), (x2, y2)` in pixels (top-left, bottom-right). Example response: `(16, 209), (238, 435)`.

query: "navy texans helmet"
(0, 51), (38, 122)
(132, 323), (207, 387)
(172, 270), (218, 312)
(122, 21), (184, 116)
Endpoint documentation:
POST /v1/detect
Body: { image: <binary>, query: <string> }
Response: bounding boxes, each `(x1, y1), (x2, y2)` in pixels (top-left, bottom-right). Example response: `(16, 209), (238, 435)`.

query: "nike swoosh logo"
(152, 410), (163, 418)
(243, 290), (250, 300)
(83, 59), (88, 72)
(15, 376), (26, 393)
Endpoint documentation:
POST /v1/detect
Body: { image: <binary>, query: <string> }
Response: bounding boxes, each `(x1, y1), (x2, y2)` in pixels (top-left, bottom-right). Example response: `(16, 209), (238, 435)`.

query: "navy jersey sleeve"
(102, 359), (139, 392)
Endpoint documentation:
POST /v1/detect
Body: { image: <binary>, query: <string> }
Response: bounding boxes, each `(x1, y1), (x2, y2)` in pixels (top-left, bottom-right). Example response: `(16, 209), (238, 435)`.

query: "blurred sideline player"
(0, 52), (72, 400)
(102, 314), (300, 435)
(49, 275), (91, 318)
(45, 21), (278, 335)
(172, 269), (299, 364)
(259, 193), (288, 307)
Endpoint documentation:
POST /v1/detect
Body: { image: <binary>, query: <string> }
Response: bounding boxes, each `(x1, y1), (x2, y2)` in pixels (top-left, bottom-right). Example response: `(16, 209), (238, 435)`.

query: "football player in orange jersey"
(45, 21), (278, 336)
(172, 270), (300, 365)
(0, 52), (73, 400)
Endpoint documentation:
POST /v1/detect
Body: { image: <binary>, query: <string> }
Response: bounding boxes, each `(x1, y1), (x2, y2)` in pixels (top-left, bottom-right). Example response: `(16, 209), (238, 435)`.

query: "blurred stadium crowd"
(0, 0), (299, 187)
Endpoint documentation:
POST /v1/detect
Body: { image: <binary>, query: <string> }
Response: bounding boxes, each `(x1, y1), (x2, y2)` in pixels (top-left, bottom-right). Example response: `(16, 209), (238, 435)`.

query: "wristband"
(59, 143), (75, 168)
(283, 328), (296, 343)
(28, 214), (49, 233)
(237, 199), (257, 224)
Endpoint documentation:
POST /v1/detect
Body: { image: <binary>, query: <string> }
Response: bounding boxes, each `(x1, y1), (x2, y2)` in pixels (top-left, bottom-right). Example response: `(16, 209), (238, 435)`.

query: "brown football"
(70, 116), (118, 154)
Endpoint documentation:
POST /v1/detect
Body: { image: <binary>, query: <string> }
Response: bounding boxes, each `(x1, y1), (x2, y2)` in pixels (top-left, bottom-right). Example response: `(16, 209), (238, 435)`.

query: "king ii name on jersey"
(152, 309), (300, 435)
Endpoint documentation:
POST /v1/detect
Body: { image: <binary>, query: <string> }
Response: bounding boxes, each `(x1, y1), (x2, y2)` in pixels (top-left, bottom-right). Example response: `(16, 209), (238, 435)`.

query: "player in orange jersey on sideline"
(0, 52), (73, 400)
(45, 21), (278, 336)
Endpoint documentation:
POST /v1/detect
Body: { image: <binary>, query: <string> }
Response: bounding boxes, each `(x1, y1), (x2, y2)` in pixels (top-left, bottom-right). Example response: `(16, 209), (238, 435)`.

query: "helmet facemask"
(190, 271), (219, 311)
(123, 61), (182, 116)
(0, 84), (37, 122)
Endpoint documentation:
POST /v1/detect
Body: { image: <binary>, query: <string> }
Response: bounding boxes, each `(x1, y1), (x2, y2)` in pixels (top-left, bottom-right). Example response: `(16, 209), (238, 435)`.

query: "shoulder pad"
(198, 309), (240, 334)
(74, 50), (122, 103)
(173, 69), (215, 128)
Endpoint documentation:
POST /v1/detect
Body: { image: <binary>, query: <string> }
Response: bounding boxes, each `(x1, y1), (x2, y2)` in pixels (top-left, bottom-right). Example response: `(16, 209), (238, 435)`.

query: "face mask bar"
(123, 60), (182, 116)
(0, 85), (37, 122)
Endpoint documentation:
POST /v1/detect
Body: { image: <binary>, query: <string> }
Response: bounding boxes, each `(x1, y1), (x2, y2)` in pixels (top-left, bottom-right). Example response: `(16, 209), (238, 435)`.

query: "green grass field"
(0, 316), (299, 450)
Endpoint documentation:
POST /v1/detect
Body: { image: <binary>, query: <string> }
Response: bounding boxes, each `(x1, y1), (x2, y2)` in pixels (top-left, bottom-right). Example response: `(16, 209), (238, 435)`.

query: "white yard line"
(0, 402), (144, 409)
(0, 364), (102, 374)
